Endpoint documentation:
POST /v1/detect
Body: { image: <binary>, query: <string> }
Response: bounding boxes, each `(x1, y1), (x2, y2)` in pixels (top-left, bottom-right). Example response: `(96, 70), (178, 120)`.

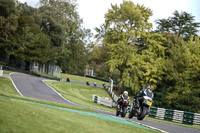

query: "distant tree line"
(0, 0), (92, 73)
(0, 0), (200, 112)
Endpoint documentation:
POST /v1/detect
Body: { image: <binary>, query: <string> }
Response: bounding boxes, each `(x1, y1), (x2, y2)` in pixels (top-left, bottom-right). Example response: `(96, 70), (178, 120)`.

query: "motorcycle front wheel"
(121, 107), (127, 117)
(137, 106), (148, 120)
(128, 110), (134, 119)
(116, 106), (120, 116)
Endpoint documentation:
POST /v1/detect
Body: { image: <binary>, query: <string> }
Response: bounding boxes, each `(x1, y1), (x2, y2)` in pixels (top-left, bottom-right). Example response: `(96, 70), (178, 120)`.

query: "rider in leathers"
(117, 91), (130, 107)
(134, 85), (154, 108)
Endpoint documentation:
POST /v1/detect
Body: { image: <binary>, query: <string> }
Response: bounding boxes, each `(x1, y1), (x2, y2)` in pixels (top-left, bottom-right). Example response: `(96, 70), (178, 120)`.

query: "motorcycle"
(128, 96), (152, 120)
(116, 95), (129, 117)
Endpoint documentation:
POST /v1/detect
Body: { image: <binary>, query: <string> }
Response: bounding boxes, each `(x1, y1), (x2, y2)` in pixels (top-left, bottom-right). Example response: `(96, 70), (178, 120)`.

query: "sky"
(19, 0), (200, 35)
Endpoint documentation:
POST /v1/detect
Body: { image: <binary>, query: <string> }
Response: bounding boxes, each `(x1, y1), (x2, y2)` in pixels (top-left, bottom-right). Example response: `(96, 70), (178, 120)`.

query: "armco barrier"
(149, 106), (200, 125)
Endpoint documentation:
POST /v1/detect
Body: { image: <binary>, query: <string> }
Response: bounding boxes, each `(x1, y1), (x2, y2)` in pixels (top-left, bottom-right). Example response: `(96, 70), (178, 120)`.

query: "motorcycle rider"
(134, 84), (154, 108)
(117, 91), (130, 108)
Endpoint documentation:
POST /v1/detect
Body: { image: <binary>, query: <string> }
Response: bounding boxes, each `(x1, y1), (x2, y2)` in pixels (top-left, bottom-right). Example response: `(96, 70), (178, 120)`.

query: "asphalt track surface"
(10, 73), (200, 133)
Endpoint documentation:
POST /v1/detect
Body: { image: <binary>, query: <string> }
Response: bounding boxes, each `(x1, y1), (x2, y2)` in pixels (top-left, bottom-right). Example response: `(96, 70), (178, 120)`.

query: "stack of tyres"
(172, 110), (184, 123)
(183, 112), (194, 125)
(156, 108), (166, 120)
(193, 113), (200, 125)
(164, 109), (174, 121)
(149, 106), (157, 118)
(93, 95), (99, 103)
(127, 104), (131, 112)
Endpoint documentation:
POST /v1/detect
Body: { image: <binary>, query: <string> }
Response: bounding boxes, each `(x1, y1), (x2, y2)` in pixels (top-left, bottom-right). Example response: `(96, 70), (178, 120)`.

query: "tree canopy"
(0, 0), (90, 73)
(0, 0), (200, 113)
(155, 10), (200, 41)
(94, 0), (200, 112)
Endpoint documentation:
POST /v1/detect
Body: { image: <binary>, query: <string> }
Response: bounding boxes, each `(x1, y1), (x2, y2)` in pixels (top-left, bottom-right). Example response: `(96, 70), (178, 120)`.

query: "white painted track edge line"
(42, 80), (168, 133)
(42, 79), (74, 104)
(10, 73), (24, 97)
(7, 74), (169, 133)
(42, 80), (116, 113)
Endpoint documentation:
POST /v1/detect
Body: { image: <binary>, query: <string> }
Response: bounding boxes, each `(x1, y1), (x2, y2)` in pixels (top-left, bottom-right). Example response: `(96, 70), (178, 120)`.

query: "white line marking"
(42, 80), (115, 112)
(10, 73), (24, 97)
(42, 79), (74, 104)
(43, 80), (168, 133)
(9, 74), (168, 133)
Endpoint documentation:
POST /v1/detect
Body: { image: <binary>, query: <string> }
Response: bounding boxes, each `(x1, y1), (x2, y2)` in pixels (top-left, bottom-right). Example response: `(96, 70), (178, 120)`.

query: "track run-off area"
(9, 73), (200, 133)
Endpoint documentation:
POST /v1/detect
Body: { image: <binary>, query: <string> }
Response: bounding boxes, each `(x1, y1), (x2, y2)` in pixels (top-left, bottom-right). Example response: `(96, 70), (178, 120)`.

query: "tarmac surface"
(9, 73), (200, 133)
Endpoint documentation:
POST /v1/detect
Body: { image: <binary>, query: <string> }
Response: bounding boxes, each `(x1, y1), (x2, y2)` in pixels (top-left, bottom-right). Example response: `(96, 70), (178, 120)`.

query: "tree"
(155, 10), (200, 41)
(159, 34), (200, 112)
(96, 0), (152, 89)
(120, 33), (166, 94)
(34, 0), (90, 74)
(10, 4), (50, 70)
(0, 0), (18, 62)
(86, 44), (110, 78)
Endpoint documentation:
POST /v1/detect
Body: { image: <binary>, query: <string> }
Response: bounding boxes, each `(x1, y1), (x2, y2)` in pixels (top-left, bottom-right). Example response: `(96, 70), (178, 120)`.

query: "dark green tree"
(86, 44), (110, 79)
(34, 0), (90, 74)
(0, 0), (18, 62)
(11, 4), (50, 70)
(155, 10), (200, 41)
(159, 34), (200, 112)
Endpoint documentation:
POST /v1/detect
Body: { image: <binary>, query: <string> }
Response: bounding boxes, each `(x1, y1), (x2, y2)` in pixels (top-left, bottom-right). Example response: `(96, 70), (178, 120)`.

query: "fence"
(92, 77), (118, 108)
(30, 62), (61, 78)
(91, 78), (200, 126)
(92, 95), (113, 107)
(149, 106), (200, 125)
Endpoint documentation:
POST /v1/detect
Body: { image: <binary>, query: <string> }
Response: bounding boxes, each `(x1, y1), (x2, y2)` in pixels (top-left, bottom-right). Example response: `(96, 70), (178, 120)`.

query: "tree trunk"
(25, 60), (30, 71)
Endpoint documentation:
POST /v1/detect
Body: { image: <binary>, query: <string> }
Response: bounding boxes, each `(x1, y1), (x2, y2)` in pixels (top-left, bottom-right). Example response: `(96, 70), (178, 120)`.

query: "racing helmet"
(146, 84), (151, 89)
(123, 91), (128, 95)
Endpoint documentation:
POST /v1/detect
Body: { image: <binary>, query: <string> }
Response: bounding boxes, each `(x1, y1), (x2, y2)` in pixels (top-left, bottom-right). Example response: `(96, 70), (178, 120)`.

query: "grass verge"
(2, 70), (13, 74)
(45, 80), (200, 130)
(45, 81), (115, 112)
(145, 116), (200, 130)
(61, 73), (109, 86)
(31, 71), (60, 80)
(1, 73), (199, 131)
(0, 96), (158, 133)
(0, 77), (19, 95)
(0, 76), (96, 112)
(0, 76), (158, 133)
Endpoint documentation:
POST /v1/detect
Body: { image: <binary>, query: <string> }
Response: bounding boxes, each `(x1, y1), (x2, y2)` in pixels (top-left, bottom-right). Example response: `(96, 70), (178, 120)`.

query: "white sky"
(19, 0), (200, 35)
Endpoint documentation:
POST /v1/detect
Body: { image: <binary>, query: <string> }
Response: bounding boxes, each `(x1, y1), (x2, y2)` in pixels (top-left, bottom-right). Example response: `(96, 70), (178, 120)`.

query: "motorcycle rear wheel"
(116, 106), (120, 116)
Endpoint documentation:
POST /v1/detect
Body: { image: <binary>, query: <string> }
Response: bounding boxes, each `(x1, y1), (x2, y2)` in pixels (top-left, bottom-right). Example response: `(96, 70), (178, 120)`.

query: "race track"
(10, 73), (200, 133)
